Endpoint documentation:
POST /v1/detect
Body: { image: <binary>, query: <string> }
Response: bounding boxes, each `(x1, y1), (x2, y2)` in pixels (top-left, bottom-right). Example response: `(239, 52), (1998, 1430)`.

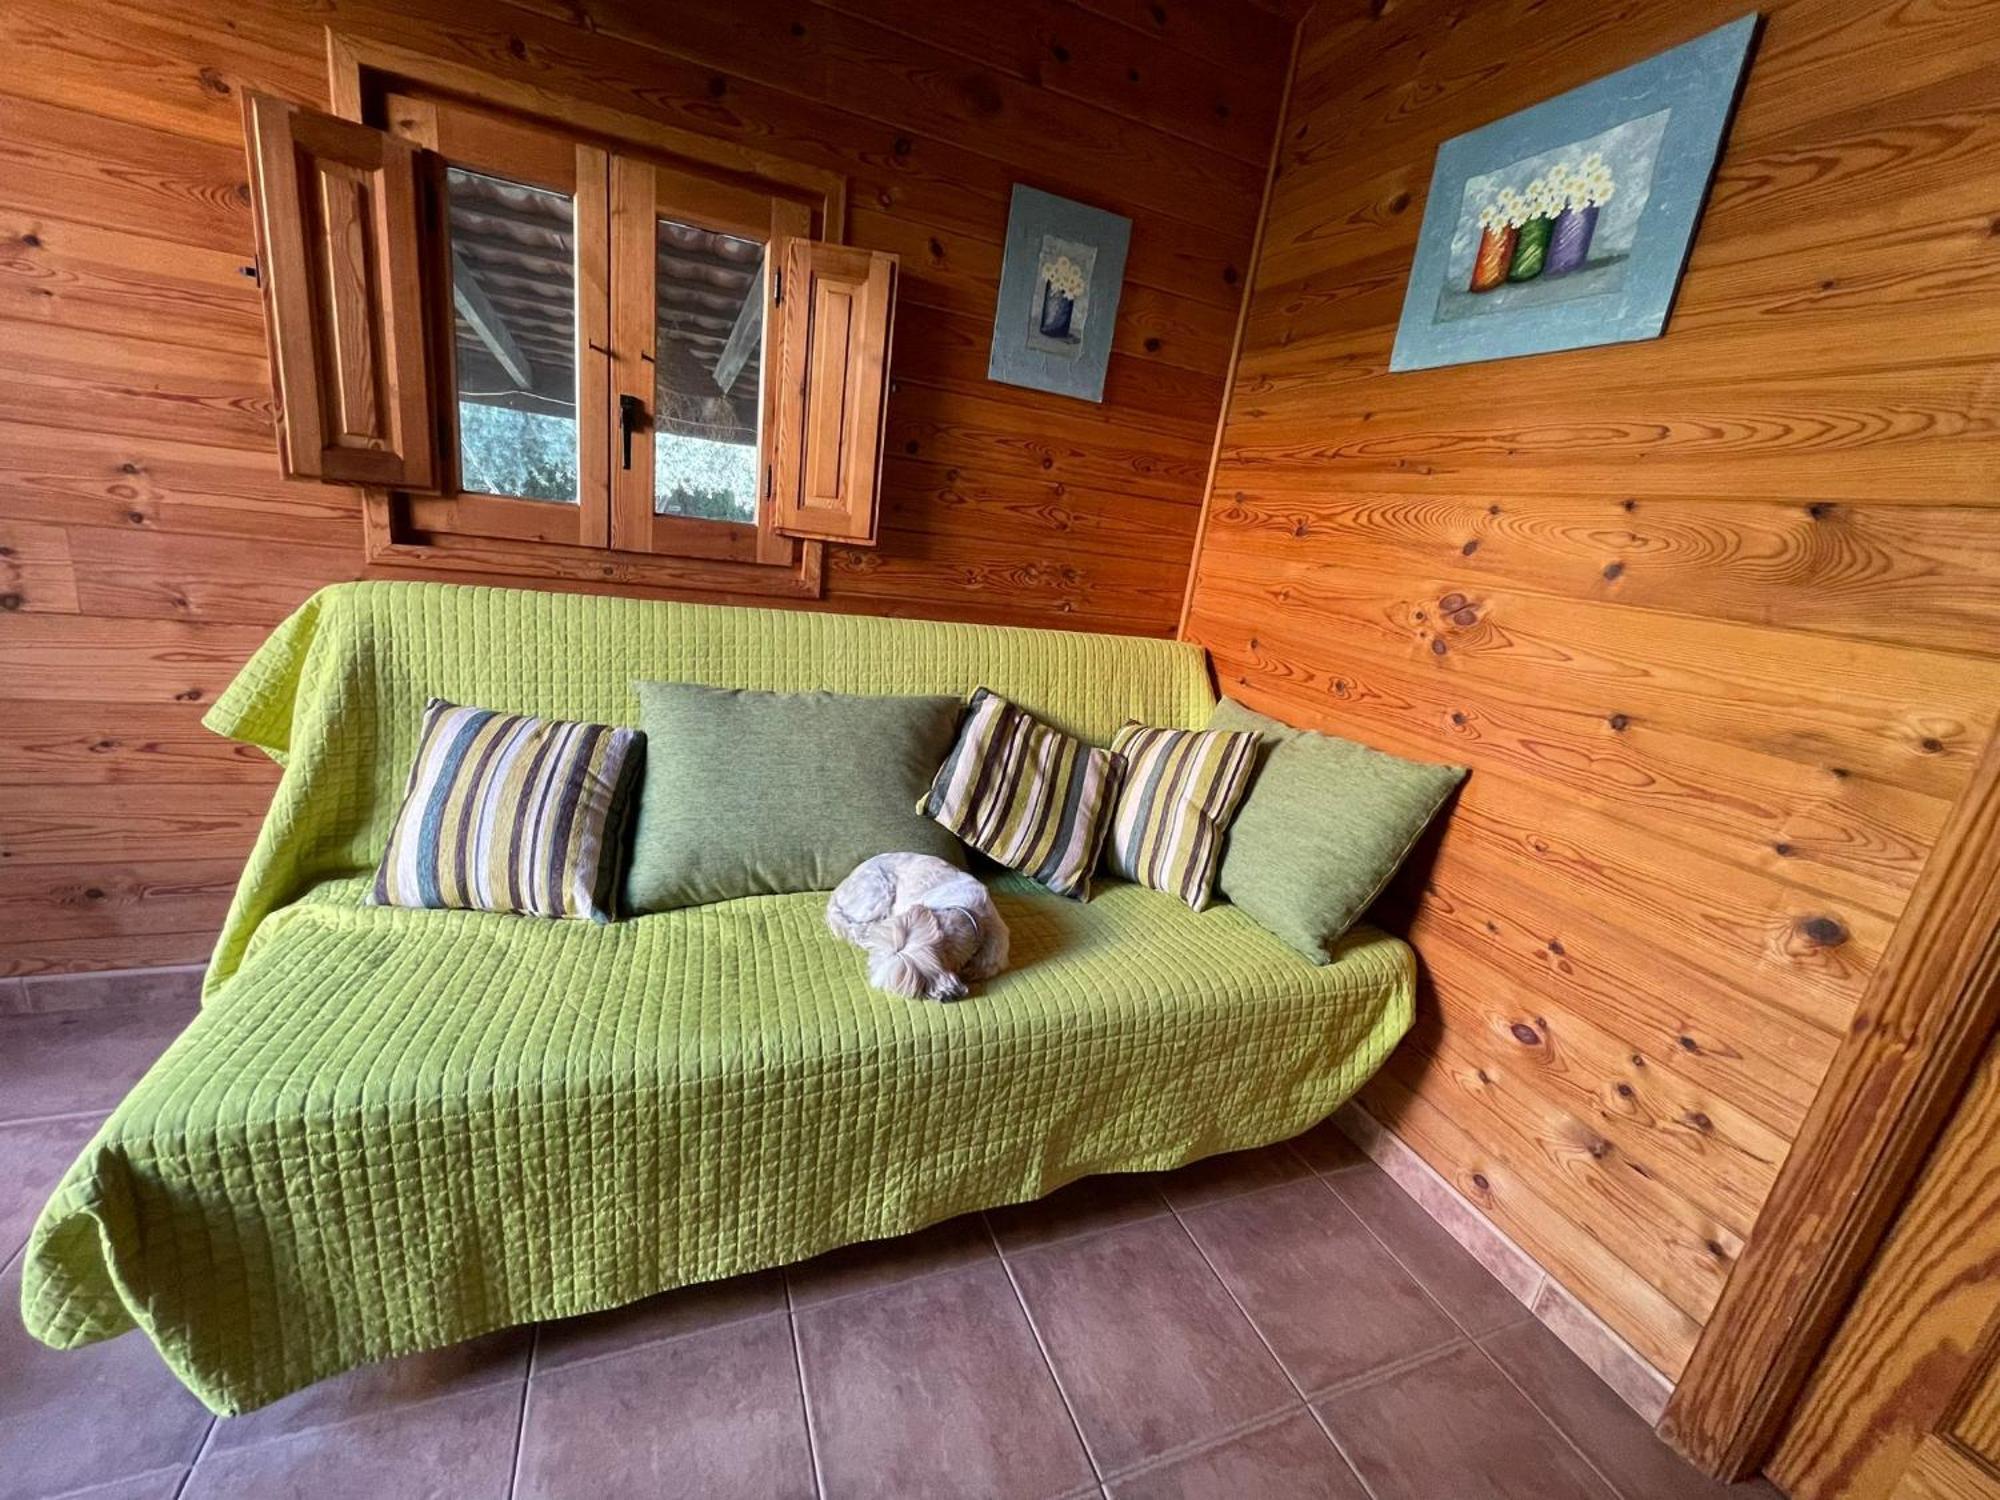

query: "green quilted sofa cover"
(21, 581), (1415, 1414)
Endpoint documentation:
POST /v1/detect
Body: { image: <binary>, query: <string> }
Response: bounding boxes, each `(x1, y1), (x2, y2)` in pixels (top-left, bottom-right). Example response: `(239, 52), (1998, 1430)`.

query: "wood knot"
(1471, 1172), (1490, 1192)
(707, 75), (728, 97)
(1773, 841), (1794, 857)
(1607, 713), (1629, 732)
(1223, 265), (1239, 285)
(1615, 1082), (1635, 1099)
(1685, 1111), (1713, 1133)
(1214, 101), (1230, 119)
(892, 136), (913, 158)
(1049, 41), (1071, 63)
(904, 439), (920, 455)
(1621, 498), (1637, 512)
(173, 688), (204, 702)
(1678, 1035), (1700, 1053)
(1602, 561), (1624, 581)
(1920, 736), (1944, 754)
(1388, 191), (1412, 214)
(1126, 67), (1142, 83)
(1509, 1022), (1541, 1046)
(1547, 938), (1566, 956)
(789, 19), (806, 36)
(506, 35), (529, 59)
(1707, 1240), (1728, 1259)
(1587, 1137), (1612, 1160)
(1800, 915), (1848, 947)
(1807, 502), (1835, 520)
(1449, 710), (1466, 726)
(197, 66), (231, 97)
(1438, 592), (1467, 612)
(1430, 638), (1447, 656)
(1143, 337), (1162, 353)
(19, 231), (41, 249)
(0, 593), (21, 611)
(1461, 539), (1479, 555)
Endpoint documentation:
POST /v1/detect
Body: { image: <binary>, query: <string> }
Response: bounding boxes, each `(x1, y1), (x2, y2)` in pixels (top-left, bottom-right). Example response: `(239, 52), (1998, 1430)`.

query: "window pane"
(654, 216), (762, 524)
(447, 167), (579, 505)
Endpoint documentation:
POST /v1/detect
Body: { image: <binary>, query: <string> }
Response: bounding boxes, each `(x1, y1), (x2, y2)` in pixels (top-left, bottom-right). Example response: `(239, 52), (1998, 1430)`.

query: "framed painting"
(1389, 13), (1759, 373)
(987, 185), (1131, 403)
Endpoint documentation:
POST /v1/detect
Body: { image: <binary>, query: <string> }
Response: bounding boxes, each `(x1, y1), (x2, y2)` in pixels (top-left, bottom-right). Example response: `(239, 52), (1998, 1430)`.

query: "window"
(241, 83), (896, 597)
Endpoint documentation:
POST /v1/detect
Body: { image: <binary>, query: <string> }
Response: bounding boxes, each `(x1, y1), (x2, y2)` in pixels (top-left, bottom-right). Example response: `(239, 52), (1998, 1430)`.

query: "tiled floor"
(0, 995), (1776, 1500)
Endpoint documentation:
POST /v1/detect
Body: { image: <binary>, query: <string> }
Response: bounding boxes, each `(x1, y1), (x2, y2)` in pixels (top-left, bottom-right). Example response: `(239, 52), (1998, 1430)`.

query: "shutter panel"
(770, 242), (896, 545)
(243, 93), (439, 491)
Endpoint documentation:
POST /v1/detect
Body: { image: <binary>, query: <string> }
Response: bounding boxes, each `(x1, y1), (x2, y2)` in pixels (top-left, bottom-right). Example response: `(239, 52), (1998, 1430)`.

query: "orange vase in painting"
(1470, 223), (1517, 292)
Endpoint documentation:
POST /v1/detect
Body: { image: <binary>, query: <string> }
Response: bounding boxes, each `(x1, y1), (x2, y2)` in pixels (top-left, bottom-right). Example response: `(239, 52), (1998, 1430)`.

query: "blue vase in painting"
(1545, 203), (1600, 276)
(1039, 282), (1075, 339)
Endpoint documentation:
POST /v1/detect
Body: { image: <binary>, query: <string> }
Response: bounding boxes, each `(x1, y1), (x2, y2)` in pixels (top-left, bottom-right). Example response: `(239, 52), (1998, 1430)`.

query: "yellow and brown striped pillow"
(919, 688), (1124, 900)
(371, 698), (642, 922)
(1102, 721), (1261, 910)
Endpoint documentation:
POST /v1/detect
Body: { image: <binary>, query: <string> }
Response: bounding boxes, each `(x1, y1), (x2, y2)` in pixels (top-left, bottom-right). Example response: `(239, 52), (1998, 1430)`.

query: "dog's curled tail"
(860, 906), (966, 1001)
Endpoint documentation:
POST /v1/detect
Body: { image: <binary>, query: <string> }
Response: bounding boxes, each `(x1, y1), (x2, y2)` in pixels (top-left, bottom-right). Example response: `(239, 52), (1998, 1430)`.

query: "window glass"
(447, 167), (579, 504)
(653, 216), (763, 524)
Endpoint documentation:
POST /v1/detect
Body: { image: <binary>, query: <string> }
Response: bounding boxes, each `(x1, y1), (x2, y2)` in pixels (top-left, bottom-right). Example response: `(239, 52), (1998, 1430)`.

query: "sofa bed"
(22, 581), (1416, 1414)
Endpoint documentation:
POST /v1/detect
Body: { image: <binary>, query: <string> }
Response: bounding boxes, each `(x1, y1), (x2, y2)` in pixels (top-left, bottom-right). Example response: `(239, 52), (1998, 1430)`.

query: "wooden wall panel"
(1183, 0), (2000, 1380)
(0, 0), (1292, 975)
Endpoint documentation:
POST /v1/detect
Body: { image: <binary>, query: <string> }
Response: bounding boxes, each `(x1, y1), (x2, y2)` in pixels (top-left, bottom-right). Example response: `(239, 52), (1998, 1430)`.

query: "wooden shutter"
(243, 92), (438, 491)
(770, 242), (897, 545)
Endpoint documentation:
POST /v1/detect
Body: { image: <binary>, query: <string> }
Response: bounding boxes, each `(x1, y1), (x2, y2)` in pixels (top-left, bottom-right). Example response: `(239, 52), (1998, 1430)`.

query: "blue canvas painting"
(1389, 14), (1758, 372)
(988, 185), (1131, 404)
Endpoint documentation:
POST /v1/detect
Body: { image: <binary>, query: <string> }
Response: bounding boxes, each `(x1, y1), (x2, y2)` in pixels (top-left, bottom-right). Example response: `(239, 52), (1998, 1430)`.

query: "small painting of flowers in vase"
(988, 185), (1131, 403)
(1389, 14), (1759, 372)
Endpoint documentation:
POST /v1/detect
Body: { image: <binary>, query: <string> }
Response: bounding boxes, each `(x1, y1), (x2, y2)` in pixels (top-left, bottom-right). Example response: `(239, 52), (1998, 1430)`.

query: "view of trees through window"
(455, 403), (757, 522)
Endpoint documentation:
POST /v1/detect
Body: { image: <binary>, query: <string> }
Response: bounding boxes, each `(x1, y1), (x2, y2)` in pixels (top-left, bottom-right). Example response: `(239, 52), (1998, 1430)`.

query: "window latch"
(619, 394), (645, 470)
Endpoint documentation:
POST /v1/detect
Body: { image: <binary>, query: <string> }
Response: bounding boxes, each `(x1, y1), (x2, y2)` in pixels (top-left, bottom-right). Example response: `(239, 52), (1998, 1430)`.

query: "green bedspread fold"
(21, 582), (1414, 1414)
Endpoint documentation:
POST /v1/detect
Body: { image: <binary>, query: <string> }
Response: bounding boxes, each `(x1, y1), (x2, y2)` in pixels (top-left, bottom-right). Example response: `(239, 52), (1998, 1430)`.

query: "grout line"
(523, 1292), (783, 1378)
(1471, 1339), (1633, 1500)
(994, 1239), (1106, 1488)
(785, 1279), (828, 1500)
(0, 1107), (112, 1130)
(506, 1328), (536, 1500)
(1308, 1169), (1496, 1347)
(1158, 1197), (1377, 1497)
(1304, 1403), (1389, 1500)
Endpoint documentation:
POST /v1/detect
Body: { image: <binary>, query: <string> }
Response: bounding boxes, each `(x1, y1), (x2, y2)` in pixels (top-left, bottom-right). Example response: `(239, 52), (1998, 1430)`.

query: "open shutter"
(770, 242), (897, 545)
(243, 92), (439, 491)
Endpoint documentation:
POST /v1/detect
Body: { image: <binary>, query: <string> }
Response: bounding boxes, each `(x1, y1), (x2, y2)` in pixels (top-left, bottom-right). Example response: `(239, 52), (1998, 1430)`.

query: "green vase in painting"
(1508, 215), (1553, 281)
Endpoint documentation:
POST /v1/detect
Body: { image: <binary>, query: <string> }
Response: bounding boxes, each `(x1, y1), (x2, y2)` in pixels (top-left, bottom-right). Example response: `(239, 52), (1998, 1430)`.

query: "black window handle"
(619, 394), (645, 470)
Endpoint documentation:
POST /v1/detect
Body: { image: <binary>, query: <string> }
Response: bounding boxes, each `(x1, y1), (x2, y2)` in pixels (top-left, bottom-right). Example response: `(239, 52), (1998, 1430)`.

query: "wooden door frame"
(1661, 716), (2000, 1479)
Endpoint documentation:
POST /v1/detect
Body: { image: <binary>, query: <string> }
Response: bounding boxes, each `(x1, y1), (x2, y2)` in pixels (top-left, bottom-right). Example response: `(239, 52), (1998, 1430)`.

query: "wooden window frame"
(324, 29), (855, 600)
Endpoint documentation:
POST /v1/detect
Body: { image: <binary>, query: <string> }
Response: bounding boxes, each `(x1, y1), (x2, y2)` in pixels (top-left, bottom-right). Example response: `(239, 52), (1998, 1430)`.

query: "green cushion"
(1210, 697), (1466, 963)
(624, 683), (966, 910)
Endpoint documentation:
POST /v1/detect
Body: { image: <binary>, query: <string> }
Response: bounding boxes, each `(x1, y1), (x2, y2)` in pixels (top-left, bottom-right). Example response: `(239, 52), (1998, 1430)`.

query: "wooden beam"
(711, 276), (762, 393)
(451, 248), (534, 391)
(1660, 716), (2000, 1478)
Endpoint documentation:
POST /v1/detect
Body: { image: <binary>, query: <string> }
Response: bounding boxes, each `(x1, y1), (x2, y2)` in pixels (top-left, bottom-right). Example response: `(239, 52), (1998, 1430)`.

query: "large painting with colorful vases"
(1390, 14), (1758, 373)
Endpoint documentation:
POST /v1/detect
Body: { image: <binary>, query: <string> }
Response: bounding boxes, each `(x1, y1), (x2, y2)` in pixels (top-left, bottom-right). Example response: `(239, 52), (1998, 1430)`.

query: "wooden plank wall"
(1182, 0), (2000, 1381)
(0, 0), (1294, 976)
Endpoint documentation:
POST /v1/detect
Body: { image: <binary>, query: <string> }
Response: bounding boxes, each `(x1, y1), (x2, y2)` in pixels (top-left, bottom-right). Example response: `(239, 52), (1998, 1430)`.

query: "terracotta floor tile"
(1181, 1178), (1460, 1392)
(786, 1211), (994, 1309)
(1009, 1216), (1293, 1473)
(0, 1264), (211, 1500)
(517, 1311), (812, 1499)
(1316, 1344), (1617, 1500)
(987, 1173), (1170, 1255)
(796, 1259), (1093, 1499)
(1108, 1411), (1368, 1500)
(1329, 1164), (1532, 1337)
(182, 1385), (520, 1500)
(1483, 1319), (1777, 1500)
(0, 1113), (102, 1260)
(206, 1326), (529, 1454)
(0, 1001), (197, 1122)
(535, 1268), (787, 1371)
(1157, 1142), (1313, 1212)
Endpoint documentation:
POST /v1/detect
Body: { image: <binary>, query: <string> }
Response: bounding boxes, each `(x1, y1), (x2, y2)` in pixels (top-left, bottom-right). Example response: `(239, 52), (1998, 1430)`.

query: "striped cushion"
(371, 698), (641, 922)
(1103, 722), (1261, 910)
(920, 688), (1124, 900)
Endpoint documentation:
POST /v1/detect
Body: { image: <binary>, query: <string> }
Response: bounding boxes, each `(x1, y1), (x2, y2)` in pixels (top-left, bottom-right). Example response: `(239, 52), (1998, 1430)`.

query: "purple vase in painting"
(1545, 203), (1599, 276)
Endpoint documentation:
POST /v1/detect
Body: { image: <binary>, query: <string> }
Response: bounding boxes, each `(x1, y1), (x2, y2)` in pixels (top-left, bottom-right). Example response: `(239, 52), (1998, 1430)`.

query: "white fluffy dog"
(827, 853), (1009, 1001)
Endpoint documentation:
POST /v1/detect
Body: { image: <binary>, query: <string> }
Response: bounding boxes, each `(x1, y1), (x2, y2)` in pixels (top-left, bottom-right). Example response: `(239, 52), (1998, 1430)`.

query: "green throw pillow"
(624, 684), (966, 912)
(1210, 698), (1466, 963)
